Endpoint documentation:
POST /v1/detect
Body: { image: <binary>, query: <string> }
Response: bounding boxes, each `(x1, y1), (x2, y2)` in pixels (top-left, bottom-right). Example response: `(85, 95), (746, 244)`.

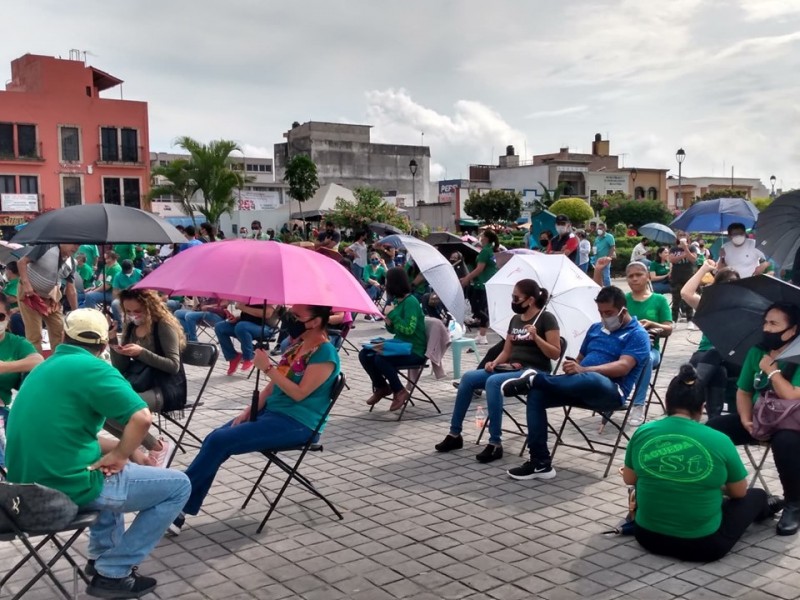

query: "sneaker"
(240, 359), (254, 372)
(373, 314), (384, 321)
(364, 315), (373, 321)
(147, 438), (176, 469)
(687, 322), (698, 331)
(434, 434), (464, 452)
(507, 460), (557, 481)
(270, 346), (282, 356)
(86, 559), (97, 577)
(476, 335), (489, 345)
(167, 513), (185, 537)
(226, 353), (242, 375)
(628, 405), (645, 427)
(86, 567), (157, 598)
(476, 444), (503, 463)
(501, 369), (538, 397)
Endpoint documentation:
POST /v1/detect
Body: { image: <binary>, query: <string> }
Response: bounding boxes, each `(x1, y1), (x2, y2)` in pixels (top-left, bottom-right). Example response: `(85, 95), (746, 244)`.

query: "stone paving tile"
(4, 281), (800, 598)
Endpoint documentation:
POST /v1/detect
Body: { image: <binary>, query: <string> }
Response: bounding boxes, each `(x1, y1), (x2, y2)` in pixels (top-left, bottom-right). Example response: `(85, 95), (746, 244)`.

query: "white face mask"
(556, 225), (567, 234)
(731, 235), (746, 246)
(602, 308), (625, 332)
(0, 321), (7, 335)
(597, 229), (605, 236)
(126, 313), (144, 326)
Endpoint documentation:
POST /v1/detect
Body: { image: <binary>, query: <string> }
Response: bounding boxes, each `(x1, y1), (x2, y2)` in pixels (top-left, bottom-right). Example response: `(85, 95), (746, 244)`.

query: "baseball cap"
(555, 214), (570, 224)
(64, 308), (109, 345)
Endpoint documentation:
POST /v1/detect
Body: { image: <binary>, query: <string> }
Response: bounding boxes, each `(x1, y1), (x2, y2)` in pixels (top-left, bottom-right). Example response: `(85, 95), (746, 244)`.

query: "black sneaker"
(501, 369), (538, 397)
(167, 513), (185, 536)
(507, 460), (556, 481)
(86, 567), (157, 599)
(757, 495), (786, 522)
(434, 434), (463, 452)
(476, 444), (503, 463)
(86, 559), (97, 577)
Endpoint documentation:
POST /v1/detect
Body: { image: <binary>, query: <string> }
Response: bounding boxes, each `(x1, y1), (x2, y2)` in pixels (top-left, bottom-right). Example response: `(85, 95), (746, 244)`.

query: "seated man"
(110, 259), (143, 326)
(502, 286), (651, 481)
(4, 308), (190, 599)
(215, 302), (278, 374)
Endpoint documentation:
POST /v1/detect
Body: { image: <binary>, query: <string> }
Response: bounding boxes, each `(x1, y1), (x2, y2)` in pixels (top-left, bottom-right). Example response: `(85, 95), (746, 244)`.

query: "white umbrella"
(388, 235), (466, 324)
(486, 254), (601, 356)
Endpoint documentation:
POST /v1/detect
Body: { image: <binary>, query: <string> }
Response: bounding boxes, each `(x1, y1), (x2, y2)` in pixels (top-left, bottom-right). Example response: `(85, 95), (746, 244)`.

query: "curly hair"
(118, 288), (186, 350)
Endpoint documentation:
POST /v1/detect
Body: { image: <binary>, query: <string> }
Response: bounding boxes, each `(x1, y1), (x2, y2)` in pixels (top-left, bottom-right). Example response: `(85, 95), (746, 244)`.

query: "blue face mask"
(370, 259), (380, 265)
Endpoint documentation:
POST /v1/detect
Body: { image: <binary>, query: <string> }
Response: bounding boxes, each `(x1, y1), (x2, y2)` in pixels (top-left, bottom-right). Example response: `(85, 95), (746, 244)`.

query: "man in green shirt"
(5, 309), (190, 598)
(77, 244), (99, 272)
(84, 250), (122, 313)
(110, 260), (144, 325)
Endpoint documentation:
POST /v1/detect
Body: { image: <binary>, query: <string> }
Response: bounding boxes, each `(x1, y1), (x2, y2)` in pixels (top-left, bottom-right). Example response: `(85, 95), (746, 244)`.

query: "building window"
(120, 128), (138, 162)
(123, 178), (141, 208)
(17, 124), (37, 158)
(0, 123), (13, 158)
(62, 176), (82, 206)
(0, 175), (16, 194)
(101, 127), (119, 161)
(634, 186), (645, 200)
(20, 176), (38, 194)
(647, 187), (657, 200)
(103, 177), (122, 204)
(60, 126), (80, 162)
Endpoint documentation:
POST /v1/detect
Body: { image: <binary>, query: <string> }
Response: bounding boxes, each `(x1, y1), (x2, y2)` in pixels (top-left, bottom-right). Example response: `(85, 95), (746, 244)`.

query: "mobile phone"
(565, 356), (576, 362)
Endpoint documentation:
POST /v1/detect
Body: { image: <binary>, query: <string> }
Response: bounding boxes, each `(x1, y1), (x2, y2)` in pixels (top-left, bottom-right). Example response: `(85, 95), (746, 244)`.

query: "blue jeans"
(366, 284), (382, 302)
(9, 312), (24, 337)
(599, 261), (612, 287)
(525, 372), (623, 462)
(632, 348), (661, 407)
(652, 281), (671, 294)
(84, 290), (113, 310)
(358, 348), (426, 393)
(579, 262), (589, 273)
(81, 464), (190, 578)
(215, 320), (274, 361)
(183, 410), (313, 515)
(175, 309), (223, 342)
(110, 299), (122, 327)
(166, 299), (182, 313)
(450, 368), (523, 445)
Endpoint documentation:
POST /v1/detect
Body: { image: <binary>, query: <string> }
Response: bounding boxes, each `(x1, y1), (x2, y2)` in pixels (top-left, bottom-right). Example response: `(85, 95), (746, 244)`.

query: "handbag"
(123, 322), (187, 414)
(361, 339), (413, 356)
(0, 482), (78, 533)
(751, 390), (800, 441)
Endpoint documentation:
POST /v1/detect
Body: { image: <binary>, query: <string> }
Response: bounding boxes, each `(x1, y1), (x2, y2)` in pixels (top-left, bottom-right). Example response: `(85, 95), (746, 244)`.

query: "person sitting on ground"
(461, 230), (500, 345)
(681, 260), (741, 419)
(623, 364), (780, 561)
(84, 250), (121, 312)
(502, 286), (651, 480)
(362, 252), (387, 319)
(359, 267), (427, 412)
(436, 279), (561, 463)
(3, 261), (25, 337)
(109, 259), (143, 326)
(547, 214), (579, 263)
(718, 222), (770, 278)
(171, 304), (340, 534)
(214, 302), (278, 374)
(316, 220), (341, 250)
(109, 288), (187, 468)
(594, 258), (672, 426)
(707, 302), (800, 536)
(4, 308), (190, 598)
(175, 298), (230, 342)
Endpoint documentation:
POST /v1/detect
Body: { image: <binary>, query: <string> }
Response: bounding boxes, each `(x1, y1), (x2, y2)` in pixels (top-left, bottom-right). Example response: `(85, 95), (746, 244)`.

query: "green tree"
(327, 187), (410, 233)
(284, 154), (320, 234)
(149, 158), (197, 227)
(601, 194), (674, 229)
(464, 189), (522, 224)
(548, 197), (594, 225)
(752, 196), (773, 212)
(696, 188), (747, 201)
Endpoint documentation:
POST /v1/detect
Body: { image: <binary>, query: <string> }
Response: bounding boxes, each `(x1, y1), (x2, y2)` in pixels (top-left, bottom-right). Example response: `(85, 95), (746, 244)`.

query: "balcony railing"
(96, 145), (146, 166)
(0, 142), (45, 162)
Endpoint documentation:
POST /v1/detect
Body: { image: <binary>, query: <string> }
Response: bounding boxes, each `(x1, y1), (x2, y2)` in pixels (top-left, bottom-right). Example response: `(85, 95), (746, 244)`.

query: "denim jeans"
(110, 299), (123, 327)
(652, 281), (671, 295)
(450, 368), (523, 445)
(526, 372), (623, 462)
(599, 262), (612, 287)
(579, 262), (589, 273)
(358, 348), (426, 393)
(175, 310), (224, 342)
(183, 410), (313, 515)
(166, 299), (182, 313)
(9, 312), (24, 337)
(81, 464), (190, 578)
(214, 320), (274, 361)
(631, 348), (660, 407)
(84, 290), (114, 310)
(366, 285), (382, 302)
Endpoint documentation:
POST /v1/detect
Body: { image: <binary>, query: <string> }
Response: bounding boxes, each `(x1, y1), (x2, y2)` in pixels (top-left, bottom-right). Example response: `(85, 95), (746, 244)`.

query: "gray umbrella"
(638, 222), (676, 244)
(756, 191), (800, 272)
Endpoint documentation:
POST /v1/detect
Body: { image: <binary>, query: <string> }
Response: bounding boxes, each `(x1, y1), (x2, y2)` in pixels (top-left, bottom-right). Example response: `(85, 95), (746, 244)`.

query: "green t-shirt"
(697, 334), (713, 353)
(76, 244), (99, 268)
(625, 292), (672, 350)
(113, 244), (137, 262)
(3, 278), (19, 309)
(267, 342), (340, 431)
(649, 261), (670, 277)
(386, 294), (427, 358)
(595, 233), (616, 258)
(77, 263), (95, 289)
(625, 416), (747, 538)
(0, 333), (37, 406)
(472, 245), (498, 289)
(112, 269), (143, 291)
(362, 264), (386, 285)
(5, 344), (147, 506)
(737, 345), (800, 404)
(99, 262), (122, 288)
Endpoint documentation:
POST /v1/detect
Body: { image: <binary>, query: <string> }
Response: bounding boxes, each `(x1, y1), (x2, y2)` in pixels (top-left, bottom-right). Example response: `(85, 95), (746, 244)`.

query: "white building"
(665, 176), (771, 210)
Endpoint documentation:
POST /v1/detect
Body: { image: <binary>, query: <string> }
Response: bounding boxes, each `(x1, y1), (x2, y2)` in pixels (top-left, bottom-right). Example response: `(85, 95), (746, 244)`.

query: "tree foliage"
(464, 189), (522, 224)
(149, 158), (197, 226)
(283, 154), (320, 229)
(548, 197), (594, 225)
(752, 196), (773, 212)
(696, 188), (747, 201)
(601, 193), (674, 228)
(327, 187), (410, 233)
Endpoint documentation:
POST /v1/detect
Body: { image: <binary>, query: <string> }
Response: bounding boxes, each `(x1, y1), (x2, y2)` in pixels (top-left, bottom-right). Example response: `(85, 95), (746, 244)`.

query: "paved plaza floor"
(3, 282), (799, 599)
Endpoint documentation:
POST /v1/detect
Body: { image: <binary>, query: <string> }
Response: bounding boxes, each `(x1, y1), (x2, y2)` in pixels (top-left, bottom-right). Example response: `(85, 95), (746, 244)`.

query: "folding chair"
(0, 485), (99, 600)
(744, 442), (772, 494)
(241, 373), (346, 533)
(155, 342), (218, 467)
(550, 357), (651, 478)
(195, 318), (220, 345)
(644, 333), (670, 418)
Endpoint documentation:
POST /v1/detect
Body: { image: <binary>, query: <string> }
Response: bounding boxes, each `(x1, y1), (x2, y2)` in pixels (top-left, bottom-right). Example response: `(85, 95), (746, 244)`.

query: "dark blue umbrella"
(669, 197), (759, 233)
(755, 190), (800, 272)
(638, 222), (676, 244)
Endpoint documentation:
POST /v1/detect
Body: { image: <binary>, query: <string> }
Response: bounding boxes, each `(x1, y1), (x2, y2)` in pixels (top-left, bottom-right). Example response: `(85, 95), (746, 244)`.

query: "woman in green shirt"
(461, 230), (499, 345)
(624, 364), (776, 561)
(360, 267), (427, 412)
(648, 246), (672, 294)
(362, 252), (387, 320)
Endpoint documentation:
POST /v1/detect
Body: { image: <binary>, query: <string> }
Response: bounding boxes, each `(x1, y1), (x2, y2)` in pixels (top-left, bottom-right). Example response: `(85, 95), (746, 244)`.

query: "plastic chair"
(451, 337), (481, 380)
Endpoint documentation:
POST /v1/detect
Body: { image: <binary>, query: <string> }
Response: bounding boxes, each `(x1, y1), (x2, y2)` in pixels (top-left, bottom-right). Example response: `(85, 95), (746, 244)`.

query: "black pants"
(707, 414), (800, 502)
(478, 340), (505, 370)
(635, 488), (768, 562)
(467, 287), (489, 328)
(690, 350), (728, 418)
(670, 272), (694, 321)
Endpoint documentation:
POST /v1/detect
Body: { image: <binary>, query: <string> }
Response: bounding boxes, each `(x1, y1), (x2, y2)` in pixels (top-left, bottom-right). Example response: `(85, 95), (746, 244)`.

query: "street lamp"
(630, 168), (638, 199)
(770, 174), (777, 199)
(676, 148), (686, 209)
(409, 159), (418, 208)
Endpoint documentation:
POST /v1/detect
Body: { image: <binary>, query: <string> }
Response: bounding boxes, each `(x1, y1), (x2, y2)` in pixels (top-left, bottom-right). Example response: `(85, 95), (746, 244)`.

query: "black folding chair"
(241, 373), (346, 533)
(391, 362), (442, 421)
(155, 342), (218, 467)
(0, 484), (98, 600)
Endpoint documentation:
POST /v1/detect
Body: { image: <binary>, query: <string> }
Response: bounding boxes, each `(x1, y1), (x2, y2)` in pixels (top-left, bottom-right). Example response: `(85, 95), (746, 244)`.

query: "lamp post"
(676, 148), (686, 209)
(770, 174), (777, 199)
(630, 168), (638, 199)
(409, 159), (418, 209)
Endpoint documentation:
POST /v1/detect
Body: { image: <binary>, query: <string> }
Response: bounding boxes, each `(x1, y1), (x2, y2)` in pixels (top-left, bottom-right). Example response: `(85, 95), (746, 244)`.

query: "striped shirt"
(25, 245), (76, 297)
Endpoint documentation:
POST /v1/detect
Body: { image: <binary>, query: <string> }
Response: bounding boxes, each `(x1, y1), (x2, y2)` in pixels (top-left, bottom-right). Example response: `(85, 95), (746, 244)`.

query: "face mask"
(597, 229), (605, 236)
(556, 225), (567, 234)
(370, 259), (380, 265)
(510, 300), (528, 314)
(539, 239), (549, 247)
(732, 235), (746, 246)
(602, 308), (625, 332)
(286, 315), (309, 339)
(761, 327), (794, 351)
(0, 321), (7, 335)
(126, 313), (143, 326)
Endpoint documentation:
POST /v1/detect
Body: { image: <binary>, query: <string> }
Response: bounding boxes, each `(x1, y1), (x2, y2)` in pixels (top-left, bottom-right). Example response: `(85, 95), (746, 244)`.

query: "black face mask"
(286, 315), (307, 339)
(539, 239), (549, 247)
(511, 300), (528, 314)
(761, 327), (794, 351)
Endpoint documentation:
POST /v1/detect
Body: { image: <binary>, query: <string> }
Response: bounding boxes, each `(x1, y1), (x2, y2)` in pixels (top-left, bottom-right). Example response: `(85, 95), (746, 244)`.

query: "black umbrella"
(756, 191), (800, 272)
(12, 204), (186, 245)
(424, 232), (462, 245)
(694, 275), (800, 365)
(369, 222), (403, 237)
(433, 241), (480, 264)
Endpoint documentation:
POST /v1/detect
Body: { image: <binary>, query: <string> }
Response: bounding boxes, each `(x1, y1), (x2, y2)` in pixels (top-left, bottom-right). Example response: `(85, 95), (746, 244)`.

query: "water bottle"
(475, 406), (486, 429)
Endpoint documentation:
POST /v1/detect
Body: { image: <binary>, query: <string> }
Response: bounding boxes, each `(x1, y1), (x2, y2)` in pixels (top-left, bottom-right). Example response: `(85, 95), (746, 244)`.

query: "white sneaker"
(629, 405), (645, 427)
(148, 437), (176, 468)
(476, 335), (489, 345)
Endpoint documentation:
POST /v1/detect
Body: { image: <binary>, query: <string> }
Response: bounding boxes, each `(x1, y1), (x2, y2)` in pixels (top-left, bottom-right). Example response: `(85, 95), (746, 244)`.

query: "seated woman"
(0, 294), (43, 466)
(624, 364), (779, 561)
(648, 246), (672, 295)
(109, 288), (187, 468)
(172, 304), (340, 533)
(708, 302), (800, 536)
(362, 252), (387, 319)
(436, 279), (561, 463)
(359, 267), (427, 412)
(214, 302), (279, 374)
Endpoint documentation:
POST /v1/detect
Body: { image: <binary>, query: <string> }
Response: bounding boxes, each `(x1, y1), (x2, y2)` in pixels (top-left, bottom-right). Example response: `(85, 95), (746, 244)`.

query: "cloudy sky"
(4, 1), (799, 190)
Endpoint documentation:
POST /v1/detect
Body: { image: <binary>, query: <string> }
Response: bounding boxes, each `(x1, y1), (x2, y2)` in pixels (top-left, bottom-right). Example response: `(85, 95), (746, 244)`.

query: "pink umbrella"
(135, 239), (378, 314)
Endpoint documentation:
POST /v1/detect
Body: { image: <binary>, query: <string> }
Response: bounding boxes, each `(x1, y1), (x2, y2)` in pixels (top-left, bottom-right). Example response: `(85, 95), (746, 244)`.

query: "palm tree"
(149, 158), (197, 226)
(284, 154), (320, 236)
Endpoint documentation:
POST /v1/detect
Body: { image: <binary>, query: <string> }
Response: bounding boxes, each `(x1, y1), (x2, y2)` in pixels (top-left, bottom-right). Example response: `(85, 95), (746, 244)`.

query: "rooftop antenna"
(619, 153), (628, 168)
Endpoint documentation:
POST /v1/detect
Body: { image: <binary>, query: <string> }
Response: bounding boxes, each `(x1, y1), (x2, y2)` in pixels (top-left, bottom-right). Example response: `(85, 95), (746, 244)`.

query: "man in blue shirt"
(502, 286), (651, 480)
(593, 223), (616, 286)
(179, 226), (204, 252)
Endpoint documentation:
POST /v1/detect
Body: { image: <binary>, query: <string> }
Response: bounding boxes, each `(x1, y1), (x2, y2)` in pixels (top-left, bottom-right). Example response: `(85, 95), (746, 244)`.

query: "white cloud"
(738, 0), (800, 20)
(526, 106), (588, 119)
(241, 144), (271, 158)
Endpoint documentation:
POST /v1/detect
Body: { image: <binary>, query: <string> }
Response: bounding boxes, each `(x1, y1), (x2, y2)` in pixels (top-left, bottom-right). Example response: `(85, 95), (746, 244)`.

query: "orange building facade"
(0, 53), (149, 237)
